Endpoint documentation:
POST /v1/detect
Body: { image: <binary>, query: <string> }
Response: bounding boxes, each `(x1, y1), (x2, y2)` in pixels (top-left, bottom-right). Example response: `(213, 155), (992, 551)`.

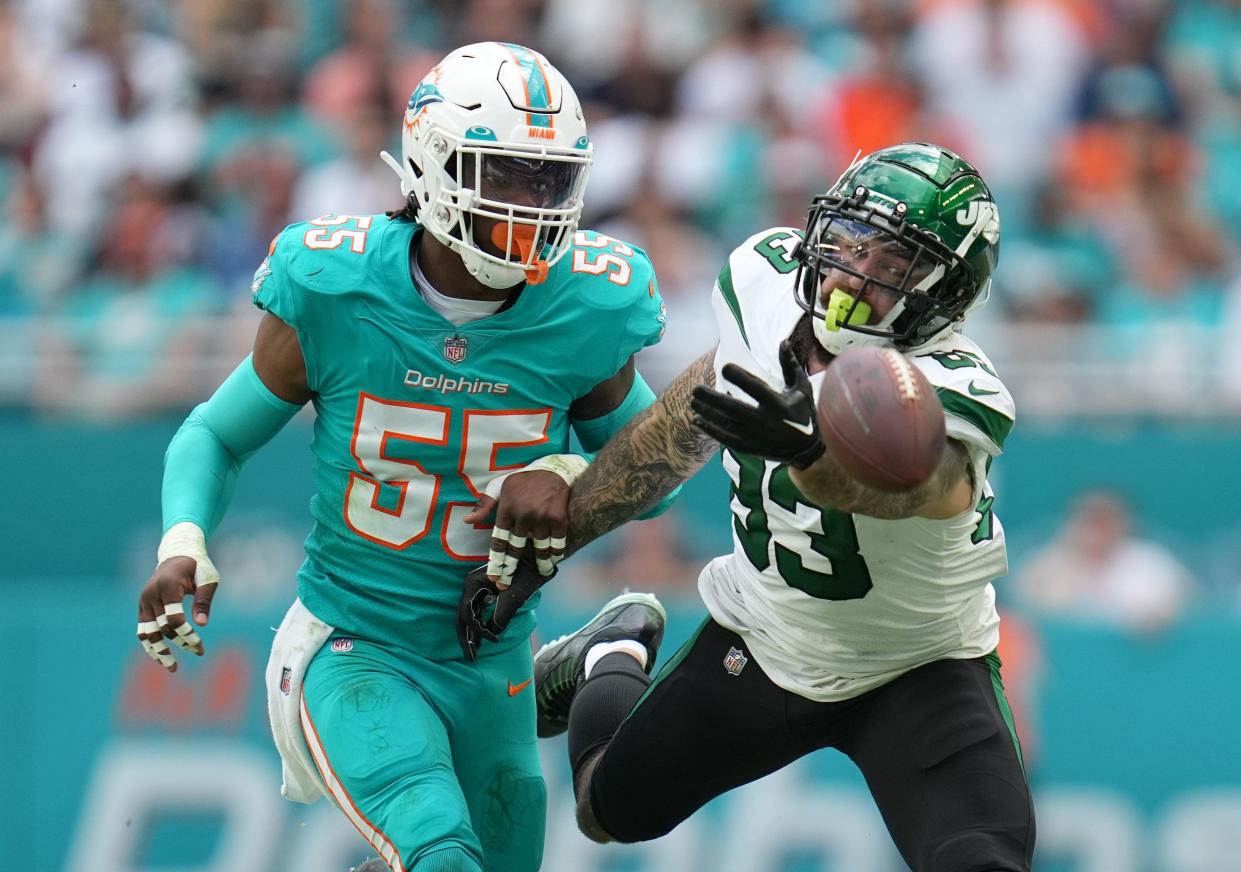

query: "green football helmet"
(794, 142), (1000, 354)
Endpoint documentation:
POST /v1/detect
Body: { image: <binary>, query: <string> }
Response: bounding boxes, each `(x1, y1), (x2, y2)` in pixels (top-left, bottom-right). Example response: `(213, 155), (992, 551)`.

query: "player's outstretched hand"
(464, 469), (569, 587)
(690, 340), (826, 470)
(457, 557), (554, 663)
(136, 555), (218, 672)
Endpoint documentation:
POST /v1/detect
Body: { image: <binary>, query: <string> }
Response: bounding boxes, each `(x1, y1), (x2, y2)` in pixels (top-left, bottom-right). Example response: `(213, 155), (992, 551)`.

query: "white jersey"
(698, 227), (1016, 702)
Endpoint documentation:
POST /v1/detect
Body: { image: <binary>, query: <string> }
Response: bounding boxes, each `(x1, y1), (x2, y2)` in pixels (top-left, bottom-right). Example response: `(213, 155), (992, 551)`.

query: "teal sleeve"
(570, 371), (681, 520)
(162, 355), (303, 536)
(251, 228), (320, 391)
(612, 245), (666, 370)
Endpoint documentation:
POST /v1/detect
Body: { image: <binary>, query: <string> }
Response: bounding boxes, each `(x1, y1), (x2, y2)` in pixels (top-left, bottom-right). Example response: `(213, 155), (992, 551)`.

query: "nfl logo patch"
(443, 334), (468, 364)
(331, 638), (354, 653)
(723, 646), (748, 677)
(279, 666), (292, 695)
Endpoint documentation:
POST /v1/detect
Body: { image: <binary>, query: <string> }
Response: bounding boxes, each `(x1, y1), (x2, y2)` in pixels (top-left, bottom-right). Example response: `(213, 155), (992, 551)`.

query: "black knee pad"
(567, 653), (651, 778)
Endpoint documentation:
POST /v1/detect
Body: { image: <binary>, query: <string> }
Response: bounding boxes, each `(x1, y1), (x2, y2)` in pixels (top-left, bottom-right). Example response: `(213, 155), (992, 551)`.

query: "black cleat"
(533, 592), (666, 738)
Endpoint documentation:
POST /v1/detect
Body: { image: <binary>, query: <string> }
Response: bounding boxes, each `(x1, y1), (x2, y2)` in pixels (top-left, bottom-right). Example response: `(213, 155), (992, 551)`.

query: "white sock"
(583, 639), (648, 679)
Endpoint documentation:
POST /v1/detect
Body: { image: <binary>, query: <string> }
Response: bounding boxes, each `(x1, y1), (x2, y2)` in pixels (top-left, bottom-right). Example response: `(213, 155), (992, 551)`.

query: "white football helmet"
(381, 42), (592, 289)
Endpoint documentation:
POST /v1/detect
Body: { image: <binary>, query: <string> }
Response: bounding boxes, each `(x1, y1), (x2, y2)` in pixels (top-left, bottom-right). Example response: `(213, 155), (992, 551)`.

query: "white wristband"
(157, 521), (220, 588)
(483, 453), (591, 501)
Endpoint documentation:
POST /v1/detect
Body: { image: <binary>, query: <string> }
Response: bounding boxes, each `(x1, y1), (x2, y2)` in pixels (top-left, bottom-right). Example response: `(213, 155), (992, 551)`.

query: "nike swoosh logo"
(507, 679), (532, 697)
(784, 417), (815, 436)
(968, 381), (1000, 396)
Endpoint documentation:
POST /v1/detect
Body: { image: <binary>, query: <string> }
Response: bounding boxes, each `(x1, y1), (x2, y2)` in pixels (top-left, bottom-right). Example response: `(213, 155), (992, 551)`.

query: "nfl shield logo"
(723, 646), (748, 676)
(331, 638), (354, 653)
(279, 666), (292, 695)
(443, 334), (468, 364)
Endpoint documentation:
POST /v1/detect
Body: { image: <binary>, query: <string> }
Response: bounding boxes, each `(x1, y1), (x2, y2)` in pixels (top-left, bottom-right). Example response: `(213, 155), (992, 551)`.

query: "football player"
(135, 42), (674, 872)
(466, 143), (1035, 871)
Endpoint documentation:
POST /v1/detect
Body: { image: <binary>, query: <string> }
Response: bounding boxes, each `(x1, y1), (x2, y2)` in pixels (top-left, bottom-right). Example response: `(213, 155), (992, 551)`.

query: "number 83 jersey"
(252, 214), (664, 661)
(698, 228), (1015, 701)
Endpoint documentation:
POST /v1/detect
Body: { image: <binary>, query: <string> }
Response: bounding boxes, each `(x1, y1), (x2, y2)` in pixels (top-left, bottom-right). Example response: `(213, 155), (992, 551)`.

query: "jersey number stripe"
(344, 394), (550, 556)
(303, 214), (374, 253)
(571, 231), (635, 285)
(728, 450), (873, 601)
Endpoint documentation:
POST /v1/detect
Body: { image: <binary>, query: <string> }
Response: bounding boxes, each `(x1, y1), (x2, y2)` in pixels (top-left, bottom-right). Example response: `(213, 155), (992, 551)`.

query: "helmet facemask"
(435, 142), (591, 287)
(795, 188), (983, 355)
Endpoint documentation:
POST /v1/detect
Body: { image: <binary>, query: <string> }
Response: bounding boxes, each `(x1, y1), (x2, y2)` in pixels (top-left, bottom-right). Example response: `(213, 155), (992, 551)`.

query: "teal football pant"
(301, 634), (545, 872)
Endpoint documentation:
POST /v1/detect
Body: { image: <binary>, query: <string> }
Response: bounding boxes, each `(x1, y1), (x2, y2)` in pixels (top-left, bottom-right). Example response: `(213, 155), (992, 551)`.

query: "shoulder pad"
(550, 229), (659, 312)
(911, 334), (1015, 455)
(269, 214), (395, 296)
(711, 228), (804, 378)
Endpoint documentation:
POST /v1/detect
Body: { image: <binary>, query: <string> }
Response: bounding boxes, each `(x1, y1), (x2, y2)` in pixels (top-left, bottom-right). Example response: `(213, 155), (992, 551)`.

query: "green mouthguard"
(822, 288), (871, 332)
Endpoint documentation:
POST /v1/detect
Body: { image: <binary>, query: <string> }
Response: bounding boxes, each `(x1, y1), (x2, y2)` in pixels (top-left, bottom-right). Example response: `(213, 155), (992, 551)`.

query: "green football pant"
(301, 635), (545, 871)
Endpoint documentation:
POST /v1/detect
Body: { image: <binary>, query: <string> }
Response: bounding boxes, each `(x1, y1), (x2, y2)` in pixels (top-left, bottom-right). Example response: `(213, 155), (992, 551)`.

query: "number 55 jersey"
(698, 228), (1016, 702)
(252, 214), (665, 660)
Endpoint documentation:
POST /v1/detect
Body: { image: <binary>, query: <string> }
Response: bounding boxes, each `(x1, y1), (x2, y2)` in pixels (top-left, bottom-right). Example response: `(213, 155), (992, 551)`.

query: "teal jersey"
(252, 214), (665, 660)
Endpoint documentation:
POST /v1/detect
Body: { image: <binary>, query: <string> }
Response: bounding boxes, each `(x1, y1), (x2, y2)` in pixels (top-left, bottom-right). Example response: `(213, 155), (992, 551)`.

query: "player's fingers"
(531, 524), (554, 576)
(720, 364), (783, 409)
(692, 385), (765, 424)
(463, 495), (498, 526)
(137, 591), (157, 625)
(487, 526), (513, 584)
(548, 534), (568, 568)
(141, 636), (178, 671)
(500, 533), (528, 586)
(139, 579), (184, 670)
(136, 617), (161, 648)
(534, 551), (554, 577)
(137, 615), (177, 671)
(192, 580), (217, 627)
(778, 340), (802, 388)
(690, 385), (763, 423)
(536, 519), (566, 575)
(159, 603), (204, 655)
(691, 391), (761, 437)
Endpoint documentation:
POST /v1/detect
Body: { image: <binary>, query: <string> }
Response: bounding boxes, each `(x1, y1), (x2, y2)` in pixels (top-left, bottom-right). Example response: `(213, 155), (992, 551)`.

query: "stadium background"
(3, 0), (1241, 870)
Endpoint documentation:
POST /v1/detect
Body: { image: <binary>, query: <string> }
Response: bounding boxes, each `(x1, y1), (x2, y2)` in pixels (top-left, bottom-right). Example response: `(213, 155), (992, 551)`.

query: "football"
(817, 346), (946, 492)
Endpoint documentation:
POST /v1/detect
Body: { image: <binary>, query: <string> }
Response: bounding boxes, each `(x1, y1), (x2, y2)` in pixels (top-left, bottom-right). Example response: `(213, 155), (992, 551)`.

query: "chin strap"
(379, 150), (413, 196)
(465, 247), (529, 289)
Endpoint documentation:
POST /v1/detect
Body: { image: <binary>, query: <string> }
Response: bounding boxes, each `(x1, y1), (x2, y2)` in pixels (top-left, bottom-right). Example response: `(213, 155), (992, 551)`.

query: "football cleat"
(533, 592), (666, 738)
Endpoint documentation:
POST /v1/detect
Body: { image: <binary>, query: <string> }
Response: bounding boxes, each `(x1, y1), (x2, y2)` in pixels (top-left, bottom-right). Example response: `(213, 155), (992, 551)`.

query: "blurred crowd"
(2, 0), (1241, 411)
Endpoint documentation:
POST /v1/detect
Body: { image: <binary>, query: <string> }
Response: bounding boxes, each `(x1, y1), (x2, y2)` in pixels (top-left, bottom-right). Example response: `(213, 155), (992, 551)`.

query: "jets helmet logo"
(956, 200), (1001, 246)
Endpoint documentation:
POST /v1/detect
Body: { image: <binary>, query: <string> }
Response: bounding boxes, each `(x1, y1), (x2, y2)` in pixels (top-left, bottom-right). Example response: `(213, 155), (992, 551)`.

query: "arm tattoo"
(567, 349), (718, 554)
(790, 438), (972, 520)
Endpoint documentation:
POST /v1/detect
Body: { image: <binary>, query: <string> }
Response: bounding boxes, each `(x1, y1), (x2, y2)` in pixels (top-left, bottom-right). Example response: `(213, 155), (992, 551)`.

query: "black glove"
(690, 339), (826, 469)
(457, 556), (556, 663)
